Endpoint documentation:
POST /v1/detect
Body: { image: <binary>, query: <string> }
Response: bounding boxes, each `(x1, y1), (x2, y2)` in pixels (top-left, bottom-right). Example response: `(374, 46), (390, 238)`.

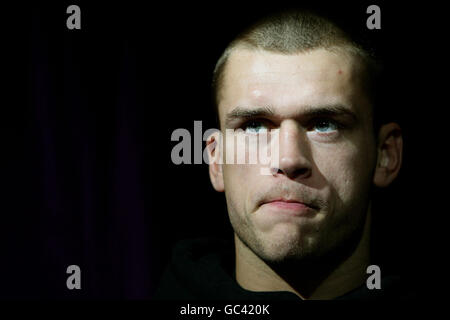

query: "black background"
(1, 1), (444, 299)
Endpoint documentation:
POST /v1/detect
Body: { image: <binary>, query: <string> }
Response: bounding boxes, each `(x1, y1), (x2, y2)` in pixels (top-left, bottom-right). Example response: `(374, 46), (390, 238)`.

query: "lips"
(262, 198), (316, 210)
(260, 198), (316, 217)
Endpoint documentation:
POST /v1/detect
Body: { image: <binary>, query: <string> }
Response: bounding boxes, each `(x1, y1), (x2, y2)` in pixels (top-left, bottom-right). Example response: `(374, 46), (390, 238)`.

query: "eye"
(242, 120), (269, 134)
(311, 119), (339, 133)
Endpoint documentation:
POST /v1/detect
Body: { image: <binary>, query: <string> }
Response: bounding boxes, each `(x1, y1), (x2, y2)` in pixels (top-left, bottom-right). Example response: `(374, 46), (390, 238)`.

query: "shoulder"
(153, 237), (234, 300)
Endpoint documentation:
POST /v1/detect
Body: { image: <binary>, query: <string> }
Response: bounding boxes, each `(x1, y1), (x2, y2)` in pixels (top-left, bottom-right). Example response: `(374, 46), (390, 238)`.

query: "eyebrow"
(226, 105), (275, 123)
(225, 104), (358, 127)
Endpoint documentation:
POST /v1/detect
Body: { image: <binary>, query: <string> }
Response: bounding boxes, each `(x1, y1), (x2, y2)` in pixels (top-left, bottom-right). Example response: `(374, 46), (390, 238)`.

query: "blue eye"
(313, 119), (339, 133)
(244, 121), (268, 134)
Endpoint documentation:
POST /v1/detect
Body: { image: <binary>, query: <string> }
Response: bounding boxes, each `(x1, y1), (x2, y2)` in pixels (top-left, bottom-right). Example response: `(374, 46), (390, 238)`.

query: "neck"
(235, 207), (372, 300)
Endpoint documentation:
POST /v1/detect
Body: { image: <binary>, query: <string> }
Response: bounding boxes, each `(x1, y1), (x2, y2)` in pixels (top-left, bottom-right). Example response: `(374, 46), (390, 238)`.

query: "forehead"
(219, 48), (368, 124)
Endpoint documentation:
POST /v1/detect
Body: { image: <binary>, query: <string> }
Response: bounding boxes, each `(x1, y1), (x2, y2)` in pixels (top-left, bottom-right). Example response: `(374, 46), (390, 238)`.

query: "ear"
(206, 130), (225, 192)
(373, 122), (403, 187)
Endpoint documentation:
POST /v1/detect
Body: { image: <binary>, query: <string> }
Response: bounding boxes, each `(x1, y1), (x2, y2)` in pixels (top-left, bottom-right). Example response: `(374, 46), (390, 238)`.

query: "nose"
(271, 121), (312, 180)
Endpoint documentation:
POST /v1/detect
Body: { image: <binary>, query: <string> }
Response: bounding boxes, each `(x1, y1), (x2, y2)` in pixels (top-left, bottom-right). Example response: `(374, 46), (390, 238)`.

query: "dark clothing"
(154, 238), (418, 300)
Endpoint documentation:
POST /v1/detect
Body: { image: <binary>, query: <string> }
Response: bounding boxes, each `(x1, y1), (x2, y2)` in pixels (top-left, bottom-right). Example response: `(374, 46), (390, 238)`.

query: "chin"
(254, 228), (322, 263)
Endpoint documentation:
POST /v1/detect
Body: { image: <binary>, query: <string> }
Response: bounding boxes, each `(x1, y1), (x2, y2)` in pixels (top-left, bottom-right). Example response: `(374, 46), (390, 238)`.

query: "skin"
(206, 48), (403, 299)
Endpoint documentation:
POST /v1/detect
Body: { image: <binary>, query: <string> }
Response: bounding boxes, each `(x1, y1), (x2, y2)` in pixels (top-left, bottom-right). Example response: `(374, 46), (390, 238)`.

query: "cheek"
(223, 164), (258, 214)
(314, 141), (374, 202)
(222, 133), (265, 207)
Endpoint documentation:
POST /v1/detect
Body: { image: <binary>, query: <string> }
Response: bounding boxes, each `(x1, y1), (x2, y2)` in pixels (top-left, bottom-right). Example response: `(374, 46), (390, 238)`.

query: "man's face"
(216, 48), (378, 262)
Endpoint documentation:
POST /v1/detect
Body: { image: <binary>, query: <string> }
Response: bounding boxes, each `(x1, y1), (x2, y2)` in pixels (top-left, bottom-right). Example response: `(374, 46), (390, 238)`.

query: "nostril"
(271, 167), (310, 179)
(296, 168), (310, 177)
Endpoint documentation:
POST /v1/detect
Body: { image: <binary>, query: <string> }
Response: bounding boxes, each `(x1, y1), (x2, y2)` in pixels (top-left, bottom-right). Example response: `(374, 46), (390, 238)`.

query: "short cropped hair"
(211, 9), (384, 131)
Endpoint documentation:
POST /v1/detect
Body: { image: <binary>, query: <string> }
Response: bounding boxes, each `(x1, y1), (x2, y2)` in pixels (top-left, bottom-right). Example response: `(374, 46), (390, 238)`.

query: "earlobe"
(206, 132), (225, 192)
(373, 123), (403, 188)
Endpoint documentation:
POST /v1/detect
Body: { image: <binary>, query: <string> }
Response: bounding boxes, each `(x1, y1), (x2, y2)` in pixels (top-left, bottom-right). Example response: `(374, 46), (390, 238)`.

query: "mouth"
(263, 198), (317, 208)
(260, 198), (318, 215)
